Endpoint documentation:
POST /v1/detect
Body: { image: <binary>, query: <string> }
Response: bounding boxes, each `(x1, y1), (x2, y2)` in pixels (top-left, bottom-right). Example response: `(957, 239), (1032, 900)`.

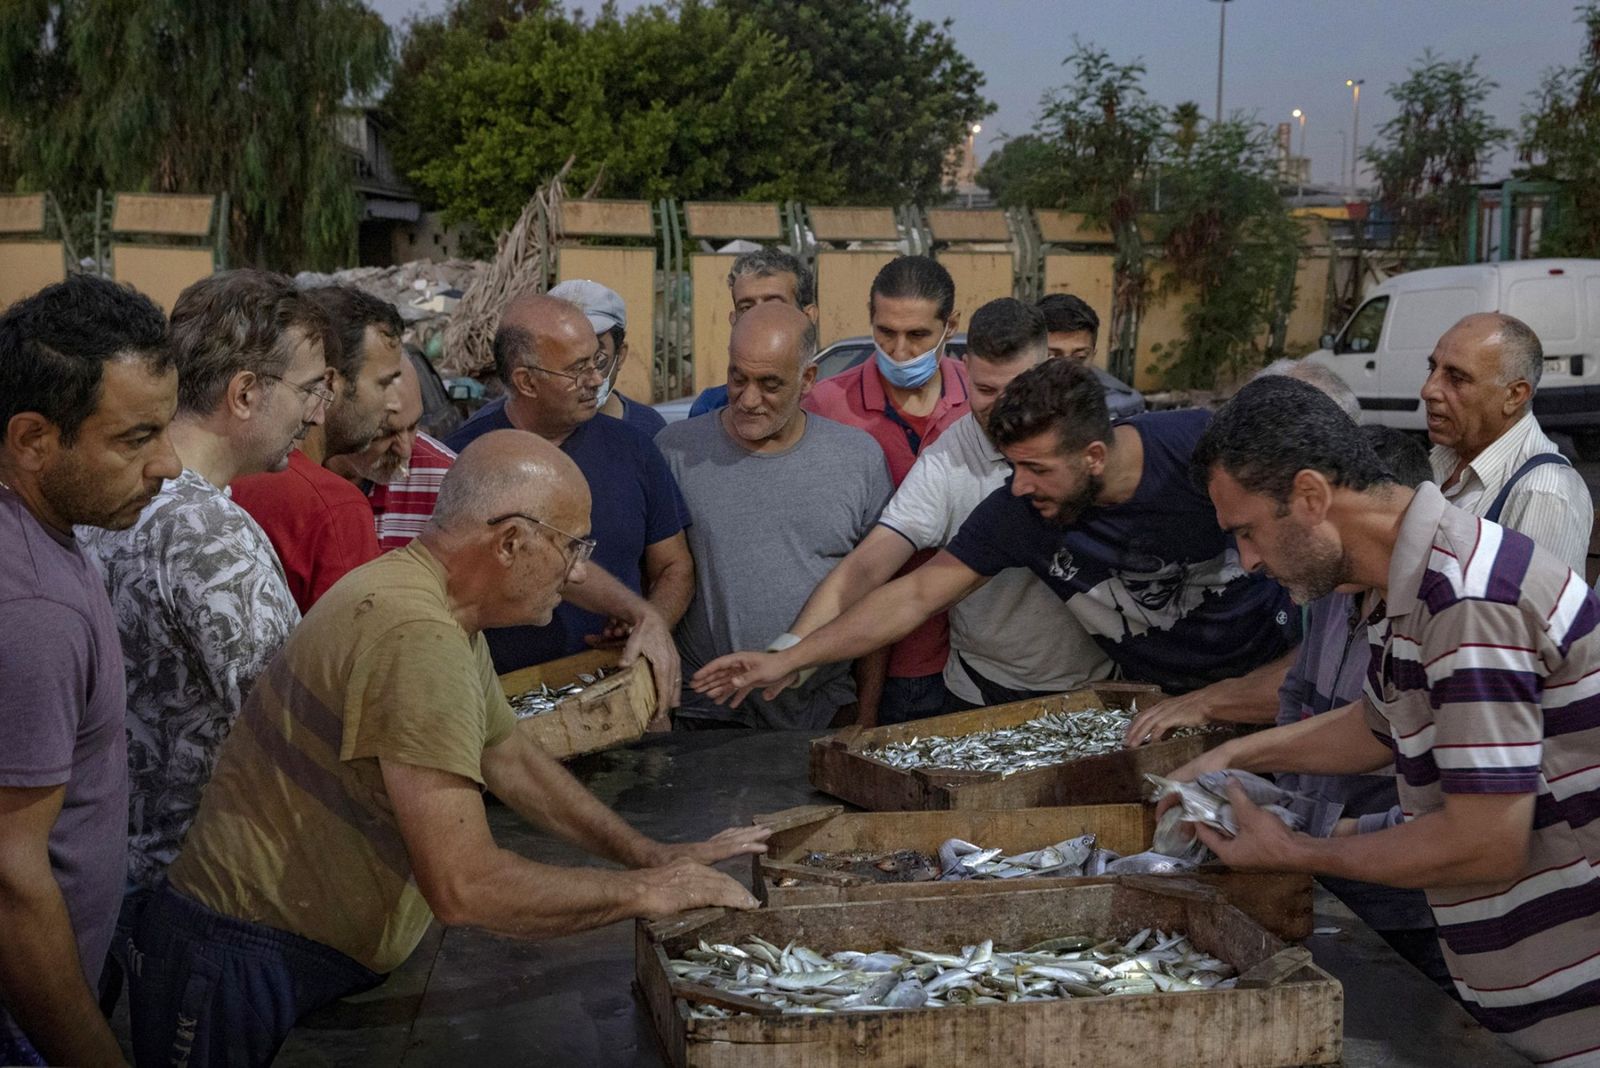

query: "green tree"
(0, 0), (392, 270)
(1365, 51), (1509, 264)
(1519, 2), (1600, 255)
(974, 134), (1058, 208)
(1028, 43), (1167, 382)
(720, 0), (993, 205)
(1151, 119), (1301, 389)
(384, 1), (841, 235)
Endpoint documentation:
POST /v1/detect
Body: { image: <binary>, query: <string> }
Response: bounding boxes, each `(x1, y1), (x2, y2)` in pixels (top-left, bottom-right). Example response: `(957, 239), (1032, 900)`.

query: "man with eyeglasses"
(549, 279), (666, 438)
(127, 430), (768, 1067)
(77, 270), (331, 1018)
(232, 284), (405, 613)
(445, 295), (692, 714)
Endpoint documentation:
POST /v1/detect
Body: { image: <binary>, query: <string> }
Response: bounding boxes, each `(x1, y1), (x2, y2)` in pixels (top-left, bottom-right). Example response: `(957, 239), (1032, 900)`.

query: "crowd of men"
(2, 247), (1598, 1067)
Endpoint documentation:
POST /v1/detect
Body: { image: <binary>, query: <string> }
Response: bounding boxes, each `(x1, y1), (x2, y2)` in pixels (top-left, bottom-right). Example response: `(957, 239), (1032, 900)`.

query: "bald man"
(1425, 312), (1592, 573)
(329, 356), (461, 551)
(126, 430), (768, 1068)
(656, 304), (893, 729)
(446, 296), (693, 707)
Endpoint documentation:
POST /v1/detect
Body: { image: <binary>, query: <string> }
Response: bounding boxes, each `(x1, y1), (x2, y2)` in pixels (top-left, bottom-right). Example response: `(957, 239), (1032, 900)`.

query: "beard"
(325, 398), (384, 458)
(1272, 522), (1351, 605)
(1043, 472), (1104, 529)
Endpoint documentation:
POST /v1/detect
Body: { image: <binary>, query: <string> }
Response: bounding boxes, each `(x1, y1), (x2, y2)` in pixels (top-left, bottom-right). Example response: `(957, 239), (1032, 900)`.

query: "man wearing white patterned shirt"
(1426, 312), (1592, 574)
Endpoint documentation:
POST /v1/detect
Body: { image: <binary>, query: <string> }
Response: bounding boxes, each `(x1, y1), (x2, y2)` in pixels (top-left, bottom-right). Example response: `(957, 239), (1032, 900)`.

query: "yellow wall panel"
(815, 250), (896, 347)
(937, 250), (1014, 333)
(111, 245), (214, 314)
(557, 246), (656, 402)
(0, 242), (65, 309)
(689, 253), (738, 396)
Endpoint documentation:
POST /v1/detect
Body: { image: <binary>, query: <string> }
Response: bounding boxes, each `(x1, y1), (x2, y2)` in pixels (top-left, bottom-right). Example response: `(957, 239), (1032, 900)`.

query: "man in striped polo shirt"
(1168, 375), (1600, 1066)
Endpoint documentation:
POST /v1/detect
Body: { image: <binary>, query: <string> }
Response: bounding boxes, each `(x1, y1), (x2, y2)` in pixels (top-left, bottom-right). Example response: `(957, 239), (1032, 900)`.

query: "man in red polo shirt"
(233, 285), (404, 610)
(802, 256), (969, 723)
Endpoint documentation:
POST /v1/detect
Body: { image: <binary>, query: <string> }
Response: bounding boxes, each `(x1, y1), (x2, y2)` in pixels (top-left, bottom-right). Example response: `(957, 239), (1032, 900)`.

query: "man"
(1122, 356), (1361, 745)
(688, 247), (818, 418)
(1037, 293), (1144, 421)
(444, 295), (690, 710)
(128, 431), (768, 1068)
(549, 278), (666, 437)
(773, 298), (1109, 723)
(231, 284), (405, 611)
(1424, 312), (1592, 573)
(78, 271), (329, 1000)
(327, 356), (457, 552)
(802, 255), (971, 721)
(1164, 376), (1600, 1065)
(694, 359), (1297, 709)
(0, 275), (181, 1066)
(657, 304), (891, 729)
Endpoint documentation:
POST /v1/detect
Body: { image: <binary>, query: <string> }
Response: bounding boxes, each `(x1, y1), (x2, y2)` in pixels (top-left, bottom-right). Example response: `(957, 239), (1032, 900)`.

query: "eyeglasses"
(262, 373), (336, 409)
(487, 512), (597, 578)
(522, 345), (617, 388)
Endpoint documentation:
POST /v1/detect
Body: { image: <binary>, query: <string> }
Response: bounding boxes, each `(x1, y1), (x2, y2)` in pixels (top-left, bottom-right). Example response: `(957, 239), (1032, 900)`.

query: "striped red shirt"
(366, 433), (455, 553)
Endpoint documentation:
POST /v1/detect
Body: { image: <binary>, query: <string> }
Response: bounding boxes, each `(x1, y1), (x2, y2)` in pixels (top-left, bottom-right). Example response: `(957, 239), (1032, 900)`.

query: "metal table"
(276, 730), (1530, 1067)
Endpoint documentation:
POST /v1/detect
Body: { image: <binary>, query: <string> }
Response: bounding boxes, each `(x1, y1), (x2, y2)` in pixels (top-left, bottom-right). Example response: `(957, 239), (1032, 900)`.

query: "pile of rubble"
(293, 258), (485, 325)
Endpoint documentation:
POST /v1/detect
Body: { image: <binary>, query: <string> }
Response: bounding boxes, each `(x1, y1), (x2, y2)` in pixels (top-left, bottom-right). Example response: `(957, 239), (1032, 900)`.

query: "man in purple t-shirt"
(0, 275), (181, 1065)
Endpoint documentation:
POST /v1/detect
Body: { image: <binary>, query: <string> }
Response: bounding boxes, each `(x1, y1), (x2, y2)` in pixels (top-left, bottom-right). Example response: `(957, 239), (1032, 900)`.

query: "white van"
(1305, 259), (1600, 450)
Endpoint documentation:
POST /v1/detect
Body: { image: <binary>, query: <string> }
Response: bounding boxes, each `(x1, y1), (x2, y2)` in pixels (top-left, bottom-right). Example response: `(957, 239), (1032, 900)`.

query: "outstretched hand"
(1124, 693), (1210, 748)
(691, 651), (799, 708)
(650, 824), (772, 867)
(635, 859), (760, 917)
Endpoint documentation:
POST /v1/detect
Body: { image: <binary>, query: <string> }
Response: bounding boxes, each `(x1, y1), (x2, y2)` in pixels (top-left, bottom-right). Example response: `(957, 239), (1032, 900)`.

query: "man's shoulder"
(572, 412), (669, 472)
(443, 398), (510, 453)
(413, 433), (457, 469)
(313, 546), (456, 633)
(804, 412), (887, 455)
(655, 410), (721, 453)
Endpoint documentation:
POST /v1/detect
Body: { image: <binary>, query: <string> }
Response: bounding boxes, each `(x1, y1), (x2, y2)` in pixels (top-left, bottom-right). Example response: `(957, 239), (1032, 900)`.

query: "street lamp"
(1346, 78), (1364, 196)
(1210, 0), (1234, 124)
(1291, 108), (1306, 197)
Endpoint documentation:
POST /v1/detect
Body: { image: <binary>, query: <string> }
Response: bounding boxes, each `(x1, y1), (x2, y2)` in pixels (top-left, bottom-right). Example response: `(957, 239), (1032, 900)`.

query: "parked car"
(1305, 259), (1600, 454)
(653, 334), (1145, 424)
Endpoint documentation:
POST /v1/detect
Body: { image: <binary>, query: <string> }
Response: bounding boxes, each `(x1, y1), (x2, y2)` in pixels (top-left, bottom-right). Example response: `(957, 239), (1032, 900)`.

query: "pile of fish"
(1145, 770), (1344, 864)
(508, 668), (615, 719)
(671, 928), (1237, 1018)
(939, 834), (1194, 879)
(863, 706), (1203, 775)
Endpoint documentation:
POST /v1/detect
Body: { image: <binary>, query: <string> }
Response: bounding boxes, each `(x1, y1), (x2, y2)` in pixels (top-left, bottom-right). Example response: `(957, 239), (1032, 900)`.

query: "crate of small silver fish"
(748, 803), (1312, 940)
(497, 648), (657, 760)
(636, 880), (1342, 1068)
(809, 684), (1230, 811)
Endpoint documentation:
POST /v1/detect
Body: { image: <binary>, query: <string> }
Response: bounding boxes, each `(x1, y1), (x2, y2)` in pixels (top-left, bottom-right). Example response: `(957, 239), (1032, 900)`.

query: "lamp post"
(964, 123), (982, 206)
(1346, 78), (1364, 196)
(1291, 108), (1306, 197)
(1210, 0), (1234, 123)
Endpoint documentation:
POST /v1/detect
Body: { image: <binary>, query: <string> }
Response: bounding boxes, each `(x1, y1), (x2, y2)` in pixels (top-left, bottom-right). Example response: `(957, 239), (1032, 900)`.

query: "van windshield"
(1337, 296), (1389, 354)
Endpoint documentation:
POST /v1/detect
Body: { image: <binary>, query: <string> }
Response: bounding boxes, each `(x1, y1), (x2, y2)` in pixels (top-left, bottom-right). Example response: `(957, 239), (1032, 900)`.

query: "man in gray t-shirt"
(657, 303), (891, 729)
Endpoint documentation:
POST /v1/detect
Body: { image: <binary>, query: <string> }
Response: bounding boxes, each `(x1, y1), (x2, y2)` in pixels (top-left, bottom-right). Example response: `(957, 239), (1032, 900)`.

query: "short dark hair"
(1037, 293), (1100, 344)
(0, 274), (173, 445)
(967, 298), (1047, 363)
(870, 255), (956, 320)
(1191, 376), (1395, 505)
(605, 324), (626, 351)
(1361, 426), (1432, 489)
(988, 357), (1111, 454)
(303, 285), (402, 384)
(728, 248), (816, 308)
(169, 270), (329, 415)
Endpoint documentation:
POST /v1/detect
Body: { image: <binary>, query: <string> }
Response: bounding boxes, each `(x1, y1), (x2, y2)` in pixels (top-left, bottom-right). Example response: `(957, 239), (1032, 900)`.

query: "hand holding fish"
(635, 858), (761, 917)
(1153, 746), (1236, 822)
(649, 825), (773, 867)
(692, 650), (800, 707)
(1123, 692), (1211, 748)
(1190, 781), (1307, 872)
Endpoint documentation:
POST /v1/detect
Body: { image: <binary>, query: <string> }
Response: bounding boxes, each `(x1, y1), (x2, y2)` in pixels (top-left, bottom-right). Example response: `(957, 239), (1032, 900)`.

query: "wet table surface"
(273, 730), (1530, 1068)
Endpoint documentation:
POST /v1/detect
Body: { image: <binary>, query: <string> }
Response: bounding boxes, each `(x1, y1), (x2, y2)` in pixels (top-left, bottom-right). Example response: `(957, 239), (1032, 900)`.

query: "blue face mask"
(874, 327), (948, 390)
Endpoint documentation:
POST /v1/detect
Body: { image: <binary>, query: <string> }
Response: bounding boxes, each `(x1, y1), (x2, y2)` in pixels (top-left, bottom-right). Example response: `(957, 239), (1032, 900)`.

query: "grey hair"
(1253, 358), (1361, 421)
(797, 316), (819, 366)
(728, 247), (816, 308)
(1491, 313), (1543, 391)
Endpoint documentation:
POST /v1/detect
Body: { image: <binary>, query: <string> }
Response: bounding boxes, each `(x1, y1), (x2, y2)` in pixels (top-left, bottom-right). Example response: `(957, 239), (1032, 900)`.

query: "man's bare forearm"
(790, 529), (911, 637)
(1287, 794), (1534, 889)
(644, 557), (694, 629)
(1199, 651), (1296, 724)
(486, 731), (664, 869)
(1213, 701), (1395, 776)
(565, 565), (653, 623)
(0, 869), (124, 1065)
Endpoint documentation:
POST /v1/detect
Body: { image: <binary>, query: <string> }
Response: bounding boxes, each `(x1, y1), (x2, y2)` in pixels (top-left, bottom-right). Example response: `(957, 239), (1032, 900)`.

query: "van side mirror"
(1320, 332), (1336, 351)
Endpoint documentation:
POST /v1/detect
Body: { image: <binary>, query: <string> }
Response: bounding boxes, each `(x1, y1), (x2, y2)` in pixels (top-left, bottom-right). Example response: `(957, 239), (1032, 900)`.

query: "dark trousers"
(99, 885), (153, 1017)
(878, 672), (951, 725)
(942, 654), (1062, 714)
(129, 884), (381, 1068)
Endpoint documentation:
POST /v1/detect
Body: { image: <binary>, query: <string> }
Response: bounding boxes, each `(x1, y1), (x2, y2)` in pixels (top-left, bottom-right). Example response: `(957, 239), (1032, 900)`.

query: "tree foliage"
(974, 135), (1057, 209)
(1519, 2), (1600, 256)
(0, 0), (392, 270)
(1151, 119), (1301, 389)
(1364, 51), (1509, 264)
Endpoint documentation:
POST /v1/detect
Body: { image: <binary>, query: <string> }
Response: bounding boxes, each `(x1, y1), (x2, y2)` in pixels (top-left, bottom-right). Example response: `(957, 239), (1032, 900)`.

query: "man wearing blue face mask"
(803, 256), (970, 724)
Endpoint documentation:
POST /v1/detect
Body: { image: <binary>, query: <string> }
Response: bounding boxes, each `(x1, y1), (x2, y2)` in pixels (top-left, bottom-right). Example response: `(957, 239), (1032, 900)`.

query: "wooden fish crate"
(750, 804), (1313, 941)
(636, 881), (1343, 1068)
(809, 684), (1229, 810)
(498, 648), (657, 760)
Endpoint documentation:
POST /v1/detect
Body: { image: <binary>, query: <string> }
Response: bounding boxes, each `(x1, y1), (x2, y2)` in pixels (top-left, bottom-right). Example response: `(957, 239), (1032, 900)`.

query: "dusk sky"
(371, 0), (1588, 189)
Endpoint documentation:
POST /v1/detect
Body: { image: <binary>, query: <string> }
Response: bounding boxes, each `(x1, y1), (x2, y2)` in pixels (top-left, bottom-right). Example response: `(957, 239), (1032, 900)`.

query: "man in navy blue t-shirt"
(446, 295), (692, 709)
(690, 359), (1298, 714)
